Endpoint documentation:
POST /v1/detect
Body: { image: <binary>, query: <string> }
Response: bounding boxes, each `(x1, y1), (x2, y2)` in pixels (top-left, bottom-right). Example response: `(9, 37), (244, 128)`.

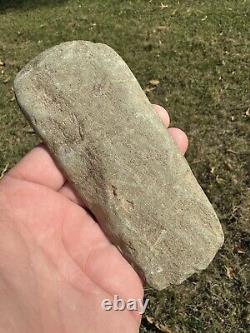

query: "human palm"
(0, 105), (188, 333)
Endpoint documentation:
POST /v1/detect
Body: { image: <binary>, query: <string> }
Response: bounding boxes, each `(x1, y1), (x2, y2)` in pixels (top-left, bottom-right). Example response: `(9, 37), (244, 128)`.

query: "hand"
(0, 105), (188, 333)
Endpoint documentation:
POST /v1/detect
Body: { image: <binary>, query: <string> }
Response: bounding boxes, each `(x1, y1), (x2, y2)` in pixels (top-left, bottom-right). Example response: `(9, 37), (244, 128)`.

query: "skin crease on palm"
(0, 104), (188, 333)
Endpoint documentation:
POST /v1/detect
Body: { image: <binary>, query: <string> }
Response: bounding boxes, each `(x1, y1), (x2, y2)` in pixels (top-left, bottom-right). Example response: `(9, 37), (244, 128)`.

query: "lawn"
(0, 0), (249, 332)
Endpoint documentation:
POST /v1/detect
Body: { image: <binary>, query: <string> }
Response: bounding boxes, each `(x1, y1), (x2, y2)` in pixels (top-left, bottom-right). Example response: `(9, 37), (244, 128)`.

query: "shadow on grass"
(0, 0), (66, 11)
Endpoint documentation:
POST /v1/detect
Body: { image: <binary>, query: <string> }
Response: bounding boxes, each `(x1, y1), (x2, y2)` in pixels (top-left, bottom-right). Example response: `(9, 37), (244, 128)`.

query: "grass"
(0, 0), (249, 332)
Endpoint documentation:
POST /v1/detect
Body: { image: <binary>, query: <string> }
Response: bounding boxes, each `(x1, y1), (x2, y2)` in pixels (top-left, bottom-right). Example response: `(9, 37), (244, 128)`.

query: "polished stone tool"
(14, 41), (224, 290)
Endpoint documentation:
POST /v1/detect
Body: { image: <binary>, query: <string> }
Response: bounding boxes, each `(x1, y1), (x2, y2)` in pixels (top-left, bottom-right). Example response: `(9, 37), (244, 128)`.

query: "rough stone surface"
(14, 41), (224, 290)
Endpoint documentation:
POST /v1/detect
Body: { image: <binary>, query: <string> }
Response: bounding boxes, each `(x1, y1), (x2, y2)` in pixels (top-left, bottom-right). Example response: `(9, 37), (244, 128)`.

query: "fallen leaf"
(144, 86), (156, 93)
(224, 161), (233, 171)
(210, 166), (216, 174)
(234, 243), (245, 254)
(227, 149), (238, 155)
(225, 266), (236, 279)
(215, 175), (224, 184)
(146, 315), (155, 324)
(0, 60), (5, 66)
(155, 322), (173, 333)
(149, 79), (160, 86)
(160, 3), (169, 9)
(156, 25), (169, 31)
